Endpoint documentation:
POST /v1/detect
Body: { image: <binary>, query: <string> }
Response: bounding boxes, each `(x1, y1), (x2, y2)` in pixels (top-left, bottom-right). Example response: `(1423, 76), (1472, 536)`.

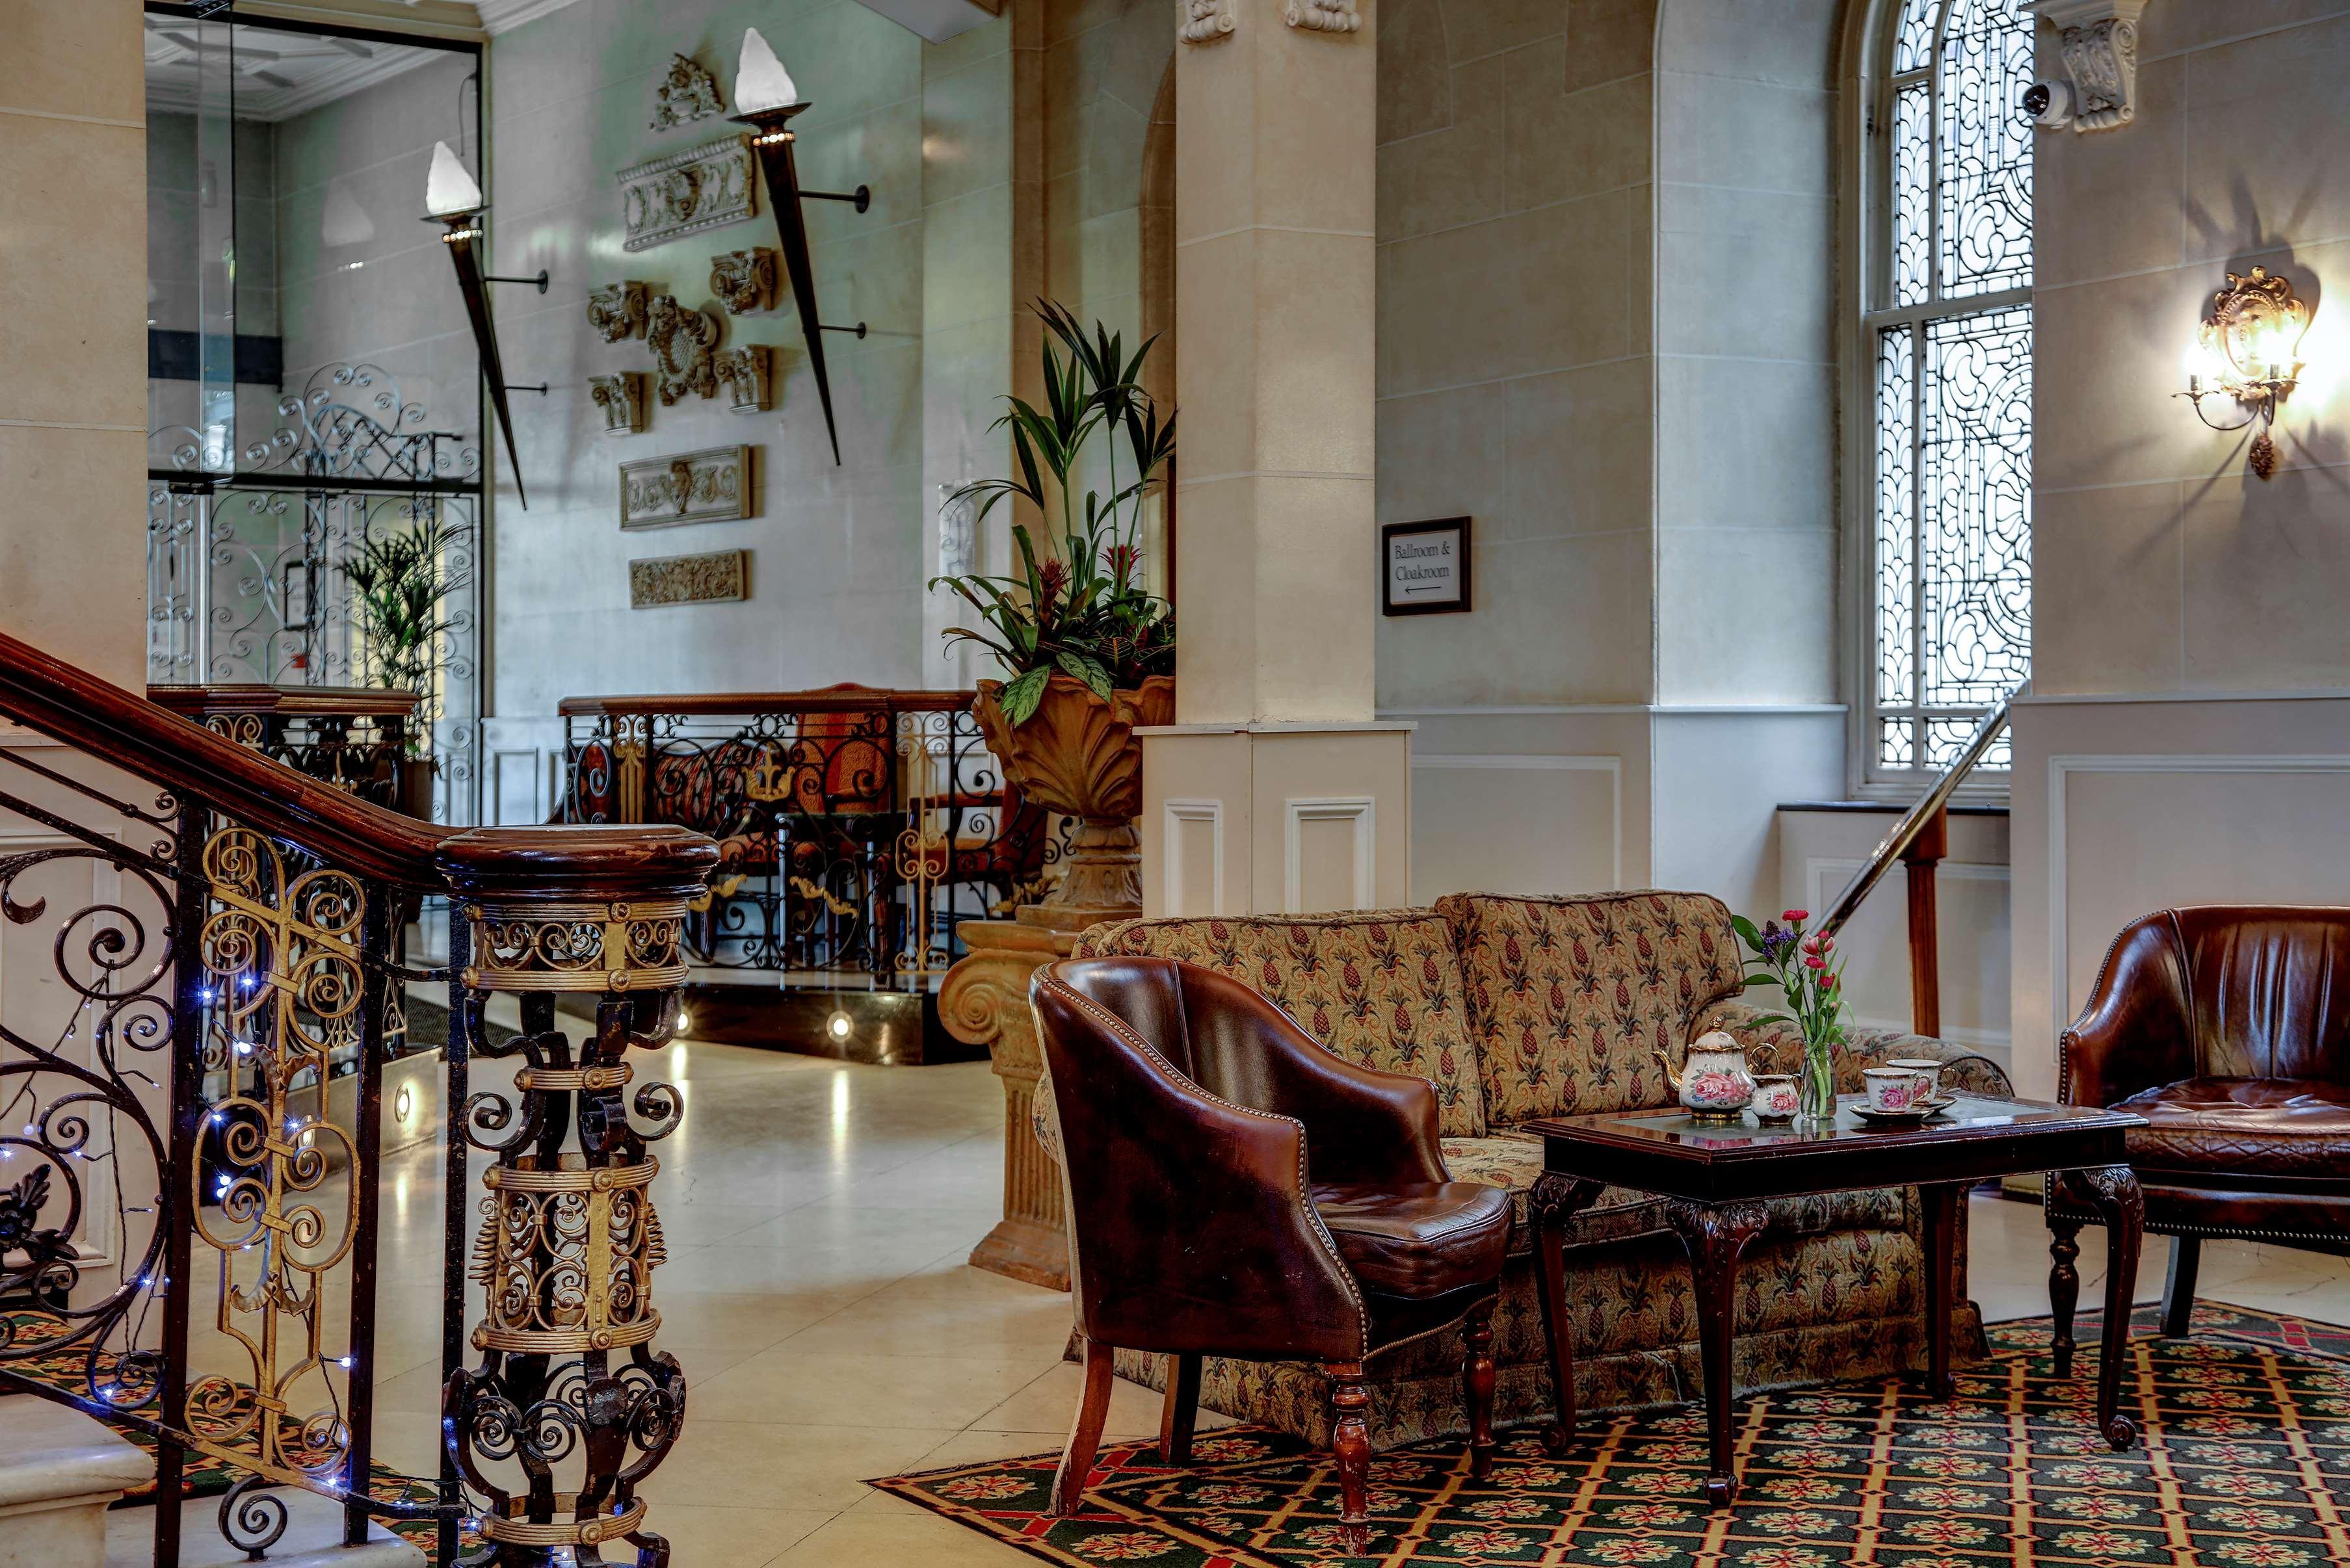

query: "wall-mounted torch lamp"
(425, 140), (547, 507)
(729, 28), (871, 466)
(2178, 265), (2310, 482)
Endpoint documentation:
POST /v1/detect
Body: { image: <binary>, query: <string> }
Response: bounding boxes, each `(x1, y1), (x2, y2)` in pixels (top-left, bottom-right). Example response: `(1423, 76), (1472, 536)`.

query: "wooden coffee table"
(1522, 1093), (2147, 1506)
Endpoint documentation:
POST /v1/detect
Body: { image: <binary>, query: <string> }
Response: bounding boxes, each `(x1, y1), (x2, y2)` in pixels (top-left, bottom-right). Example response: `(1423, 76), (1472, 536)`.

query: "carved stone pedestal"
(940, 915), (1090, 1291)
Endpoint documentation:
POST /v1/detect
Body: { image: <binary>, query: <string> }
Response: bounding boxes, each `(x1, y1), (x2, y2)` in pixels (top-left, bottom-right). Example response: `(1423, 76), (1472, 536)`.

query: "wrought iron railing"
(147, 684), (425, 814)
(559, 689), (1052, 983)
(0, 627), (711, 1567)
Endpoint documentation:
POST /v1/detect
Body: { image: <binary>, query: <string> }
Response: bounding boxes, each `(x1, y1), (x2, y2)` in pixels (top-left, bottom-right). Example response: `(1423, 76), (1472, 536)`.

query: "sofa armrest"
(1695, 999), (2014, 1097)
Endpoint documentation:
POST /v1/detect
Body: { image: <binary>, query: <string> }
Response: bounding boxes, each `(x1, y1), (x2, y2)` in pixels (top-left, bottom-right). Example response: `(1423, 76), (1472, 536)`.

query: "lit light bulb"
(828, 1012), (852, 1039)
(425, 140), (484, 218)
(735, 28), (801, 114)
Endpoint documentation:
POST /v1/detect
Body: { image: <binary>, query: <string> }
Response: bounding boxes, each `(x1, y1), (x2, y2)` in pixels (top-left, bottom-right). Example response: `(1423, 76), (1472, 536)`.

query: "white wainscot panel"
(1409, 755), (1619, 904)
(2052, 756), (2350, 1045)
(1161, 798), (1224, 917)
(1284, 797), (1377, 914)
(1804, 856), (2012, 1062)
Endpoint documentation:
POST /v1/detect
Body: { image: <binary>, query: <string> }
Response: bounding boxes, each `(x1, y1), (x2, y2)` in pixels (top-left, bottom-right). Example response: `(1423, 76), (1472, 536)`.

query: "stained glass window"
(1868, 0), (2033, 778)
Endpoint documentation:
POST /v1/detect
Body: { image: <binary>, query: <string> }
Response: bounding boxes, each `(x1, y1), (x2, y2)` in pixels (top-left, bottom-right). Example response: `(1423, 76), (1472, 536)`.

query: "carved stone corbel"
(709, 248), (777, 315)
(589, 372), (647, 436)
(1178, 0), (1234, 44)
(1285, 0), (1360, 31)
(649, 53), (725, 132)
(2029, 0), (2148, 133)
(714, 345), (771, 414)
(645, 294), (722, 405)
(587, 281), (648, 343)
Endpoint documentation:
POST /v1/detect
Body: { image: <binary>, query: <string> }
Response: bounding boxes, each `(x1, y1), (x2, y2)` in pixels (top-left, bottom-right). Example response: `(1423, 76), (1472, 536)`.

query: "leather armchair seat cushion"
(1311, 1181), (1512, 1300)
(2115, 1077), (2350, 1179)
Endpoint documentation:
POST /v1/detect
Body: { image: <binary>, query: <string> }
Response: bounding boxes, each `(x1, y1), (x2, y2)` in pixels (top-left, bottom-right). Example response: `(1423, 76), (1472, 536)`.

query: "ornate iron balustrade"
(558, 690), (1053, 983)
(148, 684), (425, 814)
(0, 627), (711, 1568)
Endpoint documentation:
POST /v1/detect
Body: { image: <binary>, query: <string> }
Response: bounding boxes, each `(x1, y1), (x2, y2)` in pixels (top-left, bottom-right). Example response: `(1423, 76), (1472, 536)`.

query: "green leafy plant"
(1730, 908), (1848, 1121)
(341, 512), (469, 751)
(929, 301), (1176, 725)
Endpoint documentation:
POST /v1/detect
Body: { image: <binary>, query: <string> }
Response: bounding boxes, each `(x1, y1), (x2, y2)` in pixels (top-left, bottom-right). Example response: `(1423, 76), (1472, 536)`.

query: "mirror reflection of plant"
(930, 301), (1176, 725)
(341, 509), (469, 753)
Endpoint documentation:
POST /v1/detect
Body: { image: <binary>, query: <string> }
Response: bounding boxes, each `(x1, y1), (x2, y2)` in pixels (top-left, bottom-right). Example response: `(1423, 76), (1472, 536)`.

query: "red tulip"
(1803, 954), (1826, 970)
(1783, 909), (1809, 922)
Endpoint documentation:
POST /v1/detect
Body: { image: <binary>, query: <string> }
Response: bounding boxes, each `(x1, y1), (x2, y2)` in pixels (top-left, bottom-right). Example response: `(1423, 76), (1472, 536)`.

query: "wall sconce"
(425, 140), (548, 507)
(729, 28), (872, 466)
(2178, 265), (2310, 482)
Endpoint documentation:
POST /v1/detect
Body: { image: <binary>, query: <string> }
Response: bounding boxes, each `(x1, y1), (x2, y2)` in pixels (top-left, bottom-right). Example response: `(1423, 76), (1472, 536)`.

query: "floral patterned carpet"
(873, 1302), (2350, 1567)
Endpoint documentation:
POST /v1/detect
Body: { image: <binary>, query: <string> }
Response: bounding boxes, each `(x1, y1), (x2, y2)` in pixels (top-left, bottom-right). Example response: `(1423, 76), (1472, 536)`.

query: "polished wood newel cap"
(435, 823), (719, 902)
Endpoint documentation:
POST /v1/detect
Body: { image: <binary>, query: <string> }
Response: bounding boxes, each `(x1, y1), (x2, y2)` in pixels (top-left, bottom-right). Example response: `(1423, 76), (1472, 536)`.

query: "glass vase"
(1795, 1037), (1839, 1128)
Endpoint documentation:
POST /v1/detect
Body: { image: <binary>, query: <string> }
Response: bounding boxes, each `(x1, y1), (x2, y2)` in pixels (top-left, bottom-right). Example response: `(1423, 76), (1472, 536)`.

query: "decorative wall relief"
(1284, 0), (1360, 30)
(645, 294), (722, 404)
(709, 248), (777, 315)
(620, 445), (754, 529)
(649, 53), (726, 132)
(631, 548), (749, 608)
(618, 135), (757, 252)
(590, 372), (648, 436)
(2028, 0), (2147, 133)
(1179, 0), (1235, 42)
(715, 346), (771, 414)
(587, 281), (648, 343)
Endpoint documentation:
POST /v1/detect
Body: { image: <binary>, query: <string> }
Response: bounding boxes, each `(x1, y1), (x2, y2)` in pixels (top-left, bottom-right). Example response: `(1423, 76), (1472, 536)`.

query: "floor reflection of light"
(670, 1041), (689, 1082)
(830, 1069), (851, 1175)
(395, 1171), (408, 1226)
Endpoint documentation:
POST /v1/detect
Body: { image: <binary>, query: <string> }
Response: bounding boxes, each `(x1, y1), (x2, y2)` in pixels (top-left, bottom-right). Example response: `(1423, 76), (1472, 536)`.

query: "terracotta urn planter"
(973, 672), (1174, 919)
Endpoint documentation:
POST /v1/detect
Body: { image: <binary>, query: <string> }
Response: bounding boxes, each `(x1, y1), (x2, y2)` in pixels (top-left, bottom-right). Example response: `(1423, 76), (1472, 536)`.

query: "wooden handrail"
(559, 688), (975, 718)
(0, 629), (452, 888)
(1818, 681), (2027, 1036)
(148, 683), (426, 719)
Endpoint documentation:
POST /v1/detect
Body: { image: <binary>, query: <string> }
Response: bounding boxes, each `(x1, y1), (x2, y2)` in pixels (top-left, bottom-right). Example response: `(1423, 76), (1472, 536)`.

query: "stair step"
(0, 1398), (154, 1568)
(105, 1485), (426, 1568)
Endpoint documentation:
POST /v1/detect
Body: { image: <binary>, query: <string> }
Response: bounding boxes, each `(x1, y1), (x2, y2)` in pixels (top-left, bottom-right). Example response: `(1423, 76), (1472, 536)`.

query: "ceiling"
(144, 16), (453, 122)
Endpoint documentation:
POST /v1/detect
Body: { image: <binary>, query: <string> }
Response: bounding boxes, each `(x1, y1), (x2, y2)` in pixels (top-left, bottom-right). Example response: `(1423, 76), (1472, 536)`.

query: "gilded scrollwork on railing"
(187, 826), (365, 1485)
(440, 846), (699, 1567)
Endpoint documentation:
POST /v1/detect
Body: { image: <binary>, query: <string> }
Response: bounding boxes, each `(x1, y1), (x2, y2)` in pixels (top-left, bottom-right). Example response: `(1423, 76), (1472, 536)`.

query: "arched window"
(1862, 0), (2034, 783)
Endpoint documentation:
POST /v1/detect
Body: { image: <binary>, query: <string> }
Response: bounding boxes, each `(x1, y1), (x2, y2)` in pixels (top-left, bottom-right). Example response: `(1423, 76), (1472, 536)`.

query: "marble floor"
(298, 1036), (2350, 1567)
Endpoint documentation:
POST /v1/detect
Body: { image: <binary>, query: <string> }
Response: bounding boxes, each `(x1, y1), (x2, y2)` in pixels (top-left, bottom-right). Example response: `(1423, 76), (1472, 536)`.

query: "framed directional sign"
(1381, 517), (1473, 616)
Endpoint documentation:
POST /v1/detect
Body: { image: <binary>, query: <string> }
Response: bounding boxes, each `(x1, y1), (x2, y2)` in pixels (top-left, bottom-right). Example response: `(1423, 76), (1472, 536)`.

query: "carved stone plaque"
(645, 294), (722, 405)
(649, 53), (725, 133)
(710, 248), (777, 315)
(587, 281), (648, 342)
(631, 548), (748, 608)
(620, 445), (755, 529)
(618, 135), (757, 253)
(590, 372), (647, 435)
(715, 346), (771, 413)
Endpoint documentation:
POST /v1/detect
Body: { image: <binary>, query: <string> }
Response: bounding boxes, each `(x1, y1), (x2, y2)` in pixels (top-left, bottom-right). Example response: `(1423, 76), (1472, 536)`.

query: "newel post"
(434, 824), (717, 1568)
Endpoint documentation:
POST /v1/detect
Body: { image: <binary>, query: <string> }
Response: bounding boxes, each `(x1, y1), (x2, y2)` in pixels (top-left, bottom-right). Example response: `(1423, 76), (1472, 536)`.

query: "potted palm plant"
(341, 512), (469, 821)
(932, 301), (1175, 915)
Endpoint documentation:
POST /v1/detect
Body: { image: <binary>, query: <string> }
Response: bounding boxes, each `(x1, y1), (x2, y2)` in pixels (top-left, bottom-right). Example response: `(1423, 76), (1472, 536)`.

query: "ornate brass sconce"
(2179, 265), (2310, 481)
(427, 141), (549, 506)
(728, 29), (871, 466)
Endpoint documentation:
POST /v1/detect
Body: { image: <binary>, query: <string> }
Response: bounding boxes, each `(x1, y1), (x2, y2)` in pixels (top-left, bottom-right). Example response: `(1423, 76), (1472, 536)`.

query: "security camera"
(2022, 78), (2074, 129)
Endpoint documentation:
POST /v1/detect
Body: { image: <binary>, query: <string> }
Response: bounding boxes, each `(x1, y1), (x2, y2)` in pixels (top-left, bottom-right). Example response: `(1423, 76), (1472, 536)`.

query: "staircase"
(0, 1399), (151, 1568)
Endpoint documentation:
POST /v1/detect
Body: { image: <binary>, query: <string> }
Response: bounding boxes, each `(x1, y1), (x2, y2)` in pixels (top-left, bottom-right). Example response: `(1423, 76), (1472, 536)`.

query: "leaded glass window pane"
(1867, 0), (2032, 783)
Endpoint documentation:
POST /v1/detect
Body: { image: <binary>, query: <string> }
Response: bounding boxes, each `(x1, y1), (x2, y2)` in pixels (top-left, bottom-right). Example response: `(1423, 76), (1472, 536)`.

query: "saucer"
(1851, 1098), (1953, 1127)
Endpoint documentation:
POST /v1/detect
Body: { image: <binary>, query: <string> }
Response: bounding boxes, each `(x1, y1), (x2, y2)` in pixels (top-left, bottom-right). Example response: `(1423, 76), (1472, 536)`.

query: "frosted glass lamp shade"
(735, 28), (801, 114)
(425, 140), (484, 217)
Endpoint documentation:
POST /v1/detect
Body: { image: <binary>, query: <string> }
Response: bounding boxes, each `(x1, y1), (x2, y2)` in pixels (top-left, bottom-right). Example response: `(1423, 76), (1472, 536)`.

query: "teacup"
(1863, 1065), (1928, 1114)
(1750, 1073), (1800, 1123)
(1886, 1057), (1946, 1106)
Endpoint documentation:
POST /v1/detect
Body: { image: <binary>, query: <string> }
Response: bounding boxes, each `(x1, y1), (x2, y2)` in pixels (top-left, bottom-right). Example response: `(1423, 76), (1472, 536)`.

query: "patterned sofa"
(1066, 890), (2014, 1449)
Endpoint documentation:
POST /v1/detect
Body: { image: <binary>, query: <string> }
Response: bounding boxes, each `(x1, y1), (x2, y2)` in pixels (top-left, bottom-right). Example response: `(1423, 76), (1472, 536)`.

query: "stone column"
(1143, 0), (1410, 917)
(940, 918), (1074, 1290)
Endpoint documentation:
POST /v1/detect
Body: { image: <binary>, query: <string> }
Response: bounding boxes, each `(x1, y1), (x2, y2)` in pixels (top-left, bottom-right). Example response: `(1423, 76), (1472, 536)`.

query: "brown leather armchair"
(1031, 958), (1512, 1550)
(2053, 906), (2350, 1357)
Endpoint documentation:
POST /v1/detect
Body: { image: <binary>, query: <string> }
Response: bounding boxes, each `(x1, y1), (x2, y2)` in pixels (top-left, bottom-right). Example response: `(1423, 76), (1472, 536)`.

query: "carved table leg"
(2048, 1209), (2085, 1379)
(1918, 1183), (1962, 1402)
(2076, 1164), (2145, 1450)
(1663, 1199), (1769, 1508)
(1530, 1172), (1605, 1456)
